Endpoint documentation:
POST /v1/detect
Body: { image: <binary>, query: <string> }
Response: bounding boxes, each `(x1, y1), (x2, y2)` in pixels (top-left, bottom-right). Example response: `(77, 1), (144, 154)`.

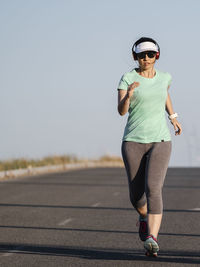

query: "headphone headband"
(132, 39), (160, 60)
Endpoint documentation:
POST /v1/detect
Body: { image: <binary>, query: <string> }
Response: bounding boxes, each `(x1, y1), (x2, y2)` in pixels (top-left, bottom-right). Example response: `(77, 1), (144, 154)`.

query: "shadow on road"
(0, 225), (199, 238)
(1, 181), (200, 189)
(0, 243), (199, 264)
(0, 203), (199, 213)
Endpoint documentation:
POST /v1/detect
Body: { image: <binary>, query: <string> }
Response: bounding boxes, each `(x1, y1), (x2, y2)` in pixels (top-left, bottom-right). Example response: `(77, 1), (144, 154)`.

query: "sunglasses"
(137, 51), (157, 59)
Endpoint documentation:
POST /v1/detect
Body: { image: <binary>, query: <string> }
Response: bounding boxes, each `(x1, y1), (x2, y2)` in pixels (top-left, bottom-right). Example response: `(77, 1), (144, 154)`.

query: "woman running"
(117, 37), (182, 257)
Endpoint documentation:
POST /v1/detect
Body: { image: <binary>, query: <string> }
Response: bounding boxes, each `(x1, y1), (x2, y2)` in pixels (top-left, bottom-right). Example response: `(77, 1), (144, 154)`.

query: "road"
(0, 167), (199, 266)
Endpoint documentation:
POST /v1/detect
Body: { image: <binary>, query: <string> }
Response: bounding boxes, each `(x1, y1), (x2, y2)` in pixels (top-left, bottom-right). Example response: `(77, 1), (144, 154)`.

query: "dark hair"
(132, 37), (160, 55)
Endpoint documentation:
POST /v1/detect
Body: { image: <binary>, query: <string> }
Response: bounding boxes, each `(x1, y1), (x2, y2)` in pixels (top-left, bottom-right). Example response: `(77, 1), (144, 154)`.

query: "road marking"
(58, 218), (73, 226)
(113, 192), (120, 196)
(91, 202), (101, 207)
(188, 208), (200, 211)
(2, 246), (24, 257)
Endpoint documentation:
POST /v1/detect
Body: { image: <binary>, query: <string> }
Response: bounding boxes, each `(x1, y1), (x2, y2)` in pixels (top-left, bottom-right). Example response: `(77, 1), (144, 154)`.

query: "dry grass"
(0, 154), (78, 171)
(98, 155), (123, 163)
(0, 154), (122, 171)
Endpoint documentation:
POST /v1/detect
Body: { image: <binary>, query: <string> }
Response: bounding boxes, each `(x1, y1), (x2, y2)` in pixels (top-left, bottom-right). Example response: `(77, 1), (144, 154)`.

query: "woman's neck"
(136, 67), (156, 78)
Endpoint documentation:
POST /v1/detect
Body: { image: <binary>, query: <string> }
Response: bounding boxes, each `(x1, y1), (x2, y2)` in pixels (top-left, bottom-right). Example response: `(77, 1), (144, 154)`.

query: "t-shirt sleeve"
(167, 73), (172, 87)
(117, 74), (129, 90)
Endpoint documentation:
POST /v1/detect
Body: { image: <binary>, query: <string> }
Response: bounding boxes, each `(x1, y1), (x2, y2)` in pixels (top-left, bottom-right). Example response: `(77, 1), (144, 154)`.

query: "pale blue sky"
(1, 0), (200, 166)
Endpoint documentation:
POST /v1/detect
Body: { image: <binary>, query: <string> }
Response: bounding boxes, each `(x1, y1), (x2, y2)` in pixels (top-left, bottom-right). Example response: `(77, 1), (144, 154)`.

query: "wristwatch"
(168, 113), (178, 120)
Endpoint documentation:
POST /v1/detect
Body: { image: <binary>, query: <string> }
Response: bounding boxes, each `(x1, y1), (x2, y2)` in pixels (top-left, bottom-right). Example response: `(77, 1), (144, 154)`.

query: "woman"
(117, 37), (182, 257)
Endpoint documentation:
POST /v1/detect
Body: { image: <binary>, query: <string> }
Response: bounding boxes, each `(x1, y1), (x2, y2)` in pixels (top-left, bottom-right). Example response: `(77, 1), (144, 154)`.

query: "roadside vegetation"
(0, 154), (123, 171)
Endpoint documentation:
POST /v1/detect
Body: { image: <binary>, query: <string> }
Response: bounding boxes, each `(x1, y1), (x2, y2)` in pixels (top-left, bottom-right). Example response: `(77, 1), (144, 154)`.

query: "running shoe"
(138, 215), (148, 241)
(144, 234), (159, 257)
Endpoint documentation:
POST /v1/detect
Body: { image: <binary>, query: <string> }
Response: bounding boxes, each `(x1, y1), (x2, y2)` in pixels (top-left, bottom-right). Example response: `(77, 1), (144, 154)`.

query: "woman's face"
(136, 51), (157, 70)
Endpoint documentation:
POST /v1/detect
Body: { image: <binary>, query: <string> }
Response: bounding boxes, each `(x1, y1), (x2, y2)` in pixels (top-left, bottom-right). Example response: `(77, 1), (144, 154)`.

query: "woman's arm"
(165, 86), (182, 135)
(118, 82), (140, 116)
(118, 90), (130, 116)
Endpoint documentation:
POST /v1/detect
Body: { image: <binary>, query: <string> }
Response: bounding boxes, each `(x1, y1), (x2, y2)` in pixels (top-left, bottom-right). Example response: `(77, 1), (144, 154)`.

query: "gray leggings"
(121, 140), (172, 214)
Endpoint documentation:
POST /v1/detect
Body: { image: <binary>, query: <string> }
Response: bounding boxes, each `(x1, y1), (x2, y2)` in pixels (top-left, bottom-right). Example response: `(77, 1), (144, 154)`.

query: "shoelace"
(146, 234), (158, 242)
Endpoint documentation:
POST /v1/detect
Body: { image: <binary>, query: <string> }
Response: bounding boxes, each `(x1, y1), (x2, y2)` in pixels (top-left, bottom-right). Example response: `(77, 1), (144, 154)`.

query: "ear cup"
(156, 52), (160, 59)
(133, 52), (137, 60)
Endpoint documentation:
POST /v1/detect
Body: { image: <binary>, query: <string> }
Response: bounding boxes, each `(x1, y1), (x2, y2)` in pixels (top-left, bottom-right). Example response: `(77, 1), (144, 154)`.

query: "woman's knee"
(129, 192), (146, 209)
(147, 192), (163, 213)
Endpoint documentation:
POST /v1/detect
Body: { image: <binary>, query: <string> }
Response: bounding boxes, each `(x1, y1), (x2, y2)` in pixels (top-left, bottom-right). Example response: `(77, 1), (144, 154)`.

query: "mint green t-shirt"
(118, 68), (172, 143)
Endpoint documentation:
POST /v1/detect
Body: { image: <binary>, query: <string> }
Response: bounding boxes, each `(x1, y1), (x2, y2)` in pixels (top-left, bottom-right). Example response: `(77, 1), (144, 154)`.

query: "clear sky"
(1, 0), (200, 166)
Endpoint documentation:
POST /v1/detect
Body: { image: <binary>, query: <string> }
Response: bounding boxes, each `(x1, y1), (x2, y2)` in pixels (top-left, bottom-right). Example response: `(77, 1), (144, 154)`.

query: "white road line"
(113, 192), (120, 196)
(188, 208), (200, 211)
(58, 218), (73, 226)
(2, 246), (24, 257)
(91, 202), (101, 207)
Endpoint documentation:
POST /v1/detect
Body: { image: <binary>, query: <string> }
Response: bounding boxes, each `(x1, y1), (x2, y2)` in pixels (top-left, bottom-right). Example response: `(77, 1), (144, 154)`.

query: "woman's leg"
(148, 214), (162, 239)
(137, 203), (147, 218)
(145, 141), (172, 238)
(121, 141), (148, 214)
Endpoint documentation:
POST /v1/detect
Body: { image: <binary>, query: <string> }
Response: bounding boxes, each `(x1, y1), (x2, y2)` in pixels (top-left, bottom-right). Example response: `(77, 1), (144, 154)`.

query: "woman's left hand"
(170, 118), (182, 135)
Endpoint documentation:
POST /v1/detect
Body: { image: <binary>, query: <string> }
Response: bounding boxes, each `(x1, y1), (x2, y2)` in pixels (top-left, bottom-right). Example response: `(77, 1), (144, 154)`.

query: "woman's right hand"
(127, 82), (140, 98)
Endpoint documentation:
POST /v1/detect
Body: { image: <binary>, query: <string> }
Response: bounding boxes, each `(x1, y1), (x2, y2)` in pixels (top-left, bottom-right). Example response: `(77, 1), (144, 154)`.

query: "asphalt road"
(0, 167), (199, 267)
